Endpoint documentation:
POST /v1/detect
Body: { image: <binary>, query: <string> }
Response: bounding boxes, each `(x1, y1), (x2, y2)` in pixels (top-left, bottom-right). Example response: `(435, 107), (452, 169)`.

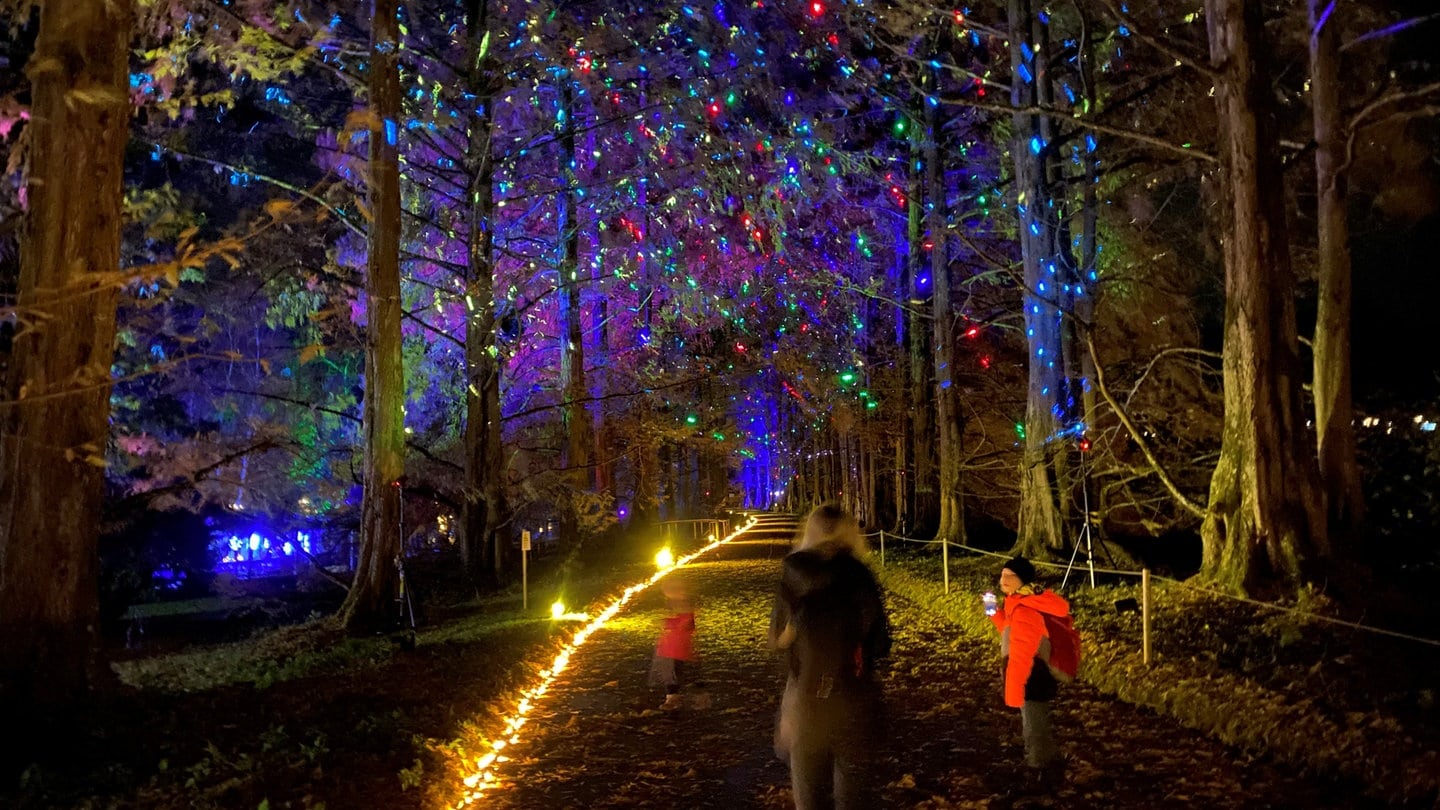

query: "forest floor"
(3, 515), (1437, 809)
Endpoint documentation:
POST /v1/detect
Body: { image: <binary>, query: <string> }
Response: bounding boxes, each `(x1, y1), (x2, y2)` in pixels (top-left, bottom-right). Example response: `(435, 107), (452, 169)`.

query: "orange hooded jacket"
(988, 586), (1071, 708)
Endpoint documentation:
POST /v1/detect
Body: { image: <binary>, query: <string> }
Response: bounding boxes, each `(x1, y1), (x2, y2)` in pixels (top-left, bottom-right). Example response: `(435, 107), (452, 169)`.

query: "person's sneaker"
(660, 693), (685, 710)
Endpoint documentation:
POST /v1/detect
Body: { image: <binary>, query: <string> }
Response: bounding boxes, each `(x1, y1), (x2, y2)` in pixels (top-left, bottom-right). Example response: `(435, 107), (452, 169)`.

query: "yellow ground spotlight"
(654, 546), (674, 569)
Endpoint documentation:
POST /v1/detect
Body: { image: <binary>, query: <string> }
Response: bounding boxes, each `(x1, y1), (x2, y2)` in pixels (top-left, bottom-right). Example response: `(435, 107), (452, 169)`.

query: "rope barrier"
(867, 529), (1440, 650)
(1160, 576), (1440, 648)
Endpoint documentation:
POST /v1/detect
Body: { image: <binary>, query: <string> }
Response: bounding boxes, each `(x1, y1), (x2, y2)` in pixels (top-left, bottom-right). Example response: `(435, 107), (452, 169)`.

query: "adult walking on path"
(768, 504), (890, 809)
(475, 516), (1386, 809)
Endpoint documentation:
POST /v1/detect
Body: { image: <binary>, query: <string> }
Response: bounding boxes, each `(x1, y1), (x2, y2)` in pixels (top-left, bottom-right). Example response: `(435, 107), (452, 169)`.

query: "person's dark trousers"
(786, 692), (878, 810)
(1021, 698), (1059, 768)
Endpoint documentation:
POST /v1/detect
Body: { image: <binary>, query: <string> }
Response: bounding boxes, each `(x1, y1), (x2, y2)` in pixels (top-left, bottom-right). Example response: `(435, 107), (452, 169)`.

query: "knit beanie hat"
(1002, 556), (1037, 584)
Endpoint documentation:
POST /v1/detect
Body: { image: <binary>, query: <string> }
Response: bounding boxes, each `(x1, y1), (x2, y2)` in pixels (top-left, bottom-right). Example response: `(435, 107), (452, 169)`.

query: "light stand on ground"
(393, 479), (418, 649)
(1062, 437), (1097, 590)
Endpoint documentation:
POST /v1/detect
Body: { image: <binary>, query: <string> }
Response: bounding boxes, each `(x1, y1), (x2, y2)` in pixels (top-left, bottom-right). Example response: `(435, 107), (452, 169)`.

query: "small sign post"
(521, 530), (532, 610)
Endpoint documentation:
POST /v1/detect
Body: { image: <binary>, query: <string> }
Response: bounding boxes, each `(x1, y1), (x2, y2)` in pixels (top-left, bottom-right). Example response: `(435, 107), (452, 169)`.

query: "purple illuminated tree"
(340, 0), (406, 630)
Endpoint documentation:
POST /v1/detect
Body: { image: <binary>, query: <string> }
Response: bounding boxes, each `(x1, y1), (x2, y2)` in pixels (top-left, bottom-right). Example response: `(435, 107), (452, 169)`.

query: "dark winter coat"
(770, 542), (891, 684)
(769, 542), (891, 755)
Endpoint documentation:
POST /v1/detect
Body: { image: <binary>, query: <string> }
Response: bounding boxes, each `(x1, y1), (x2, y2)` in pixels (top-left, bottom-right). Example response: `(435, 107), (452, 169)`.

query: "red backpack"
(1041, 613), (1082, 683)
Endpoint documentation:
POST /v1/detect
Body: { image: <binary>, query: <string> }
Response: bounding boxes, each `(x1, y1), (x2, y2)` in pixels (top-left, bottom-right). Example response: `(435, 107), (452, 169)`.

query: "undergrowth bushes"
(877, 551), (1440, 805)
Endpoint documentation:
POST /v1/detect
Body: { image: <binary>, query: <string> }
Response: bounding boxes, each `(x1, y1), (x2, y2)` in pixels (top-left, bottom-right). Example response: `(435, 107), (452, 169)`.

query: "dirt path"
(473, 520), (1384, 809)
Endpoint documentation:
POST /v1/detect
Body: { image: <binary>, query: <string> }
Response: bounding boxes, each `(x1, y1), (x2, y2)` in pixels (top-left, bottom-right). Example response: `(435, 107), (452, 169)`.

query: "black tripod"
(392, 482), (418, 649)
(1062, 438), (1114, 589)
(394, 554), (418, 649)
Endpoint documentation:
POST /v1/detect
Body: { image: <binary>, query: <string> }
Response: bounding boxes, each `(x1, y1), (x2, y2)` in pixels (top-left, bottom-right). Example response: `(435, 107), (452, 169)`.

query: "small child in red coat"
(651, 578), (698, 710)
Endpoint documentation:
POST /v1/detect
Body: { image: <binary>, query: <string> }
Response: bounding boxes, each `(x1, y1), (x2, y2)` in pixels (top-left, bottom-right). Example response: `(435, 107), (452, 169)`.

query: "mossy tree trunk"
(1200, 0), (1327, 594)
(0, 0), (132, 706)
(1307, 0), (1363, 540)
(341, 0), (406, 630)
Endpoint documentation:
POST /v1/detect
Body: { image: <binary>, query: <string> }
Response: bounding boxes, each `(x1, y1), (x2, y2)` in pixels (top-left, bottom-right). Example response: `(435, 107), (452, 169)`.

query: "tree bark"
(460, 0), (509, 587)
(907, 115), (937, 534)
(341, 0), (406, 630)
(1308, 0), (1364, 538)
(892, 199), (910, 533)
(0, 0), (132, 706)
(927, 74), (963, 543)
(1010, 0), (1064, 555)
(557, 79), (590, 522)
(1200, 0), (1327, 594)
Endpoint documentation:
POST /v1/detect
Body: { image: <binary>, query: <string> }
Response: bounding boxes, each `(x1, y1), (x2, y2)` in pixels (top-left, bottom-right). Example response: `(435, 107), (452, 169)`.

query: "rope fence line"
(863, 528), (1440, 651)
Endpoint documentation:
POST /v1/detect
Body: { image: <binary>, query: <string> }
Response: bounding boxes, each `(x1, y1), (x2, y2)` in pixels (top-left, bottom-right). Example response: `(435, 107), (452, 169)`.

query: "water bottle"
(982, 591), (998, 616)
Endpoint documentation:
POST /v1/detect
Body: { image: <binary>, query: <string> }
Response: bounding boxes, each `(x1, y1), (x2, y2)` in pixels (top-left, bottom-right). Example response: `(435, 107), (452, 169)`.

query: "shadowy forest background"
(1, 0), (1439, 721)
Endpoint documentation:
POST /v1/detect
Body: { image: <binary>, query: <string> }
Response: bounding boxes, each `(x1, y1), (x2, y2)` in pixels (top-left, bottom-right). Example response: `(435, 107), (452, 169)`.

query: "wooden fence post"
(942, 539), (950, 594)
(1142, 567), (1152, 666)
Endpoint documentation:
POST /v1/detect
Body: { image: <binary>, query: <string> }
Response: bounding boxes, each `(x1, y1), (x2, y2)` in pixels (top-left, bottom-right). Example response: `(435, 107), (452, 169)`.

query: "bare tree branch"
(1086, 332), (1207, 518)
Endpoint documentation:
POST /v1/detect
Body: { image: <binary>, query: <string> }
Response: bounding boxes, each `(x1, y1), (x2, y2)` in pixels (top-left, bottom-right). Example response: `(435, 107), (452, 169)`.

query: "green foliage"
(398, 759), (424, 791)
(265, 285), (328, 332)
(125, 183), (205, 245)
(287, 411), (328, 484)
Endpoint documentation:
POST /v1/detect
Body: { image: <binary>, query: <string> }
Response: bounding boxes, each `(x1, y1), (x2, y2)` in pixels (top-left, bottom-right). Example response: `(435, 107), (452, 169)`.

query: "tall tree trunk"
(591, 293), (610, 494)
(557, 79), (590, 534)
(1200, 0), (1327, 594)
(926, 75), (963, 543)
(624, 79), (660, 529)
(1010, 0), (1064, 555)
(584, 104), (611, 498)
(1308, 0), (1363, 538)
(1076, 15), (1101, 429)
(0, 0), (131, 706)
(341, 0), (406, 630)
(461, 0), (508, 587)
(907, 115), (937, 534)
(892, 204), (911, 533)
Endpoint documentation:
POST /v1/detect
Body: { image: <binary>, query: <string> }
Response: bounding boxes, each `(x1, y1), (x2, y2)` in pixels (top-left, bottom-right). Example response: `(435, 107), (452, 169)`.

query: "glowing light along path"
(451, 517), (758, 807)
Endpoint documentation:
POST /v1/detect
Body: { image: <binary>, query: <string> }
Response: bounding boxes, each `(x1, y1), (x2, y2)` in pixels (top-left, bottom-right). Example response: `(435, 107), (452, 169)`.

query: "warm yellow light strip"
(450, 517), (757, 807)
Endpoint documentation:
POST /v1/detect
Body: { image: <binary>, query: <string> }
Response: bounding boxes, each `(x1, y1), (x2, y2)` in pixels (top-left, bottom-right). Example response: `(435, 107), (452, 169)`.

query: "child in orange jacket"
(987, 556), (1069, 789)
